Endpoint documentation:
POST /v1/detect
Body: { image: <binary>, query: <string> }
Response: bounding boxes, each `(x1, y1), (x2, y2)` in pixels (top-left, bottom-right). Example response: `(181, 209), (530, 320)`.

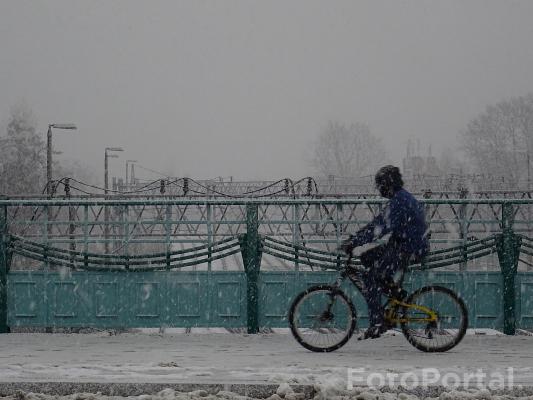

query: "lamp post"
(46, 123), (77, 196)
(126, 159), (137, 190)
(104, 147), (123, 253)
(526, 146), (531, 192)
(104, 147), (124, 195)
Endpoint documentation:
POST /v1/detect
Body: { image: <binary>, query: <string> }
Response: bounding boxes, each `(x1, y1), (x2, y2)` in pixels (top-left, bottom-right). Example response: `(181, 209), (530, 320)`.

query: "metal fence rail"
(3, 198), (533, 266)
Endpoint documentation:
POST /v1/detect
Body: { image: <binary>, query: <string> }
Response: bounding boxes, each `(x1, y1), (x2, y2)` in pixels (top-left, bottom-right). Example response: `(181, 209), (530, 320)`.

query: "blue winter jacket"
(350, 188), (429, 256)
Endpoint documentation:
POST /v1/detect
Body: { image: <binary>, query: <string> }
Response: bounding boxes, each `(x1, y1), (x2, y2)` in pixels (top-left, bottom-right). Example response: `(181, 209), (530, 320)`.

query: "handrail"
(9, 235), (236, 259)
(7, 234), (242, 272)
(261, 234), (500, 271)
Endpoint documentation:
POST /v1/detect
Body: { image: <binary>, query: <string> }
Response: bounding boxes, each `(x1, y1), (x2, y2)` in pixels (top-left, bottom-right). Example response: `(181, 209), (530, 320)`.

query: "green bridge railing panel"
(7, 270), (533, 330)
(0, 206), (7, 333)
(257, 271), (523, 330)
(1, 198), (533, 333)
(8, 271), (248, 328)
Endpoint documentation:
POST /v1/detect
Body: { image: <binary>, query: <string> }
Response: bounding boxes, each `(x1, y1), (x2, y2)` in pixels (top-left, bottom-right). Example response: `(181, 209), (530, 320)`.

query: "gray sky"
(1, 0), (533, 181)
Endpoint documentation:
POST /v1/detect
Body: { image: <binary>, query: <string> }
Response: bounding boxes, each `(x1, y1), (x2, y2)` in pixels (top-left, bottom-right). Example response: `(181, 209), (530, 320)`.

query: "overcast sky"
(1, 0), (533, 181)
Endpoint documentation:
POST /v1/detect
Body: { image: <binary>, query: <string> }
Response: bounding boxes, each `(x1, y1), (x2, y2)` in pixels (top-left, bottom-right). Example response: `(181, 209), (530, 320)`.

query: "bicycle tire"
(401, 285), (468, 352)
(289, 285), (357, 352)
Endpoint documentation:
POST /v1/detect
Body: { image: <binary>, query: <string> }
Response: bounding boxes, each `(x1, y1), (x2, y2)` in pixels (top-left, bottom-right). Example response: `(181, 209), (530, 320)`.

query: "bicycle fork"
(323, 274), (347, 317)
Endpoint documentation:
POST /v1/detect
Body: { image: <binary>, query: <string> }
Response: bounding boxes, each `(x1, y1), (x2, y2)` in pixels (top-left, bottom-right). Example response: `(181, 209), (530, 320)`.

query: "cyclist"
(340, 165), (430, 339)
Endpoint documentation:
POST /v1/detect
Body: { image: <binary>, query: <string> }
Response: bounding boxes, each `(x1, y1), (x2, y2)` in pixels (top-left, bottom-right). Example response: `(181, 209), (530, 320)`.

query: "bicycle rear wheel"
(401, 285), (468, 352)
(289, 285), (357, 352)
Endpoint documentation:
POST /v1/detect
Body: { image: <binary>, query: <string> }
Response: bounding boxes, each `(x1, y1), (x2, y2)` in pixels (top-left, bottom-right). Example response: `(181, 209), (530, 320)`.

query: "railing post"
(0, 205), (8, 333)
(293, 203), (300, 271)
(496, 203), (521, 335)
(65, 178), (76, 256)
(458, 188), (468, 271)
(240, 204), (262, 334)
(183, 178), (189, 196)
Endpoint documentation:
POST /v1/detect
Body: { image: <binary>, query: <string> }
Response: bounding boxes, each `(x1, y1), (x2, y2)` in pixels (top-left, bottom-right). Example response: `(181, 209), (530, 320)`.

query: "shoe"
(358, 324), (387, 340)
(395, 288), (408, 300)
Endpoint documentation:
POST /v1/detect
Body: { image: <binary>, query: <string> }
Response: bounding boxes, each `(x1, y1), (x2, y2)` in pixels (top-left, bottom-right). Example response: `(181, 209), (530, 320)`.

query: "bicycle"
(288, 255), (468, 353)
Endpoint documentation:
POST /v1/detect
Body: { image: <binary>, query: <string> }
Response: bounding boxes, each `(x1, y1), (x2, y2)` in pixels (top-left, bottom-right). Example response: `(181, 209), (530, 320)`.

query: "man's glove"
(339, 235), (356, 255)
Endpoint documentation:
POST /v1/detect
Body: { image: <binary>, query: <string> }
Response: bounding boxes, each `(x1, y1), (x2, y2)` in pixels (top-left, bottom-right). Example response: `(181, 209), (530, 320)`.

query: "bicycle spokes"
(400, 286), (468, 352)
(289, 286), (357, 352)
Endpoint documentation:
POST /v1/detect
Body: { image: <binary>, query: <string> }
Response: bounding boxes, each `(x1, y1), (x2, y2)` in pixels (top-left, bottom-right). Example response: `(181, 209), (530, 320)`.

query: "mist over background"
(1, 0), (533, 182)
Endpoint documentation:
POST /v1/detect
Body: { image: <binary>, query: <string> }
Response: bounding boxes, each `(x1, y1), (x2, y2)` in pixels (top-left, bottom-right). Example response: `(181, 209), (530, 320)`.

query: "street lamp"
(524, 140), (532, 191)
(104, 147), (124, 195)
(126, 159), (138, 190)
(47, 123), (77, 196)
(104, 147), (123, 254)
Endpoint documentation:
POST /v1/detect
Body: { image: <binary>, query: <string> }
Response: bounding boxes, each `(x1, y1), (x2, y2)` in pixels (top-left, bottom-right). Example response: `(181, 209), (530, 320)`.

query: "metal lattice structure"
(3, 198), (533, 272)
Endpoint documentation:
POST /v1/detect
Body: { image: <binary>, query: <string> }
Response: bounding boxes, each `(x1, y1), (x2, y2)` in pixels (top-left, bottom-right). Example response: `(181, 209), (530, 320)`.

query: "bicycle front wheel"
(289, 285), (357, 352)
(401, 285), (468, 352)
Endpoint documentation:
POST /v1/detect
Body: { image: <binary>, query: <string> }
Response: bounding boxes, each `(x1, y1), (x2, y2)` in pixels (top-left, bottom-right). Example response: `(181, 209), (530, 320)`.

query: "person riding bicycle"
(340, 165), (429, 340)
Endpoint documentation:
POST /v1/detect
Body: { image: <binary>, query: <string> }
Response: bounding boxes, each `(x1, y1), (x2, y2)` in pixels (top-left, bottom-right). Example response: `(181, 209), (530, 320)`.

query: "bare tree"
(461, 93), (533, 187)
(311, 121), (389, 178)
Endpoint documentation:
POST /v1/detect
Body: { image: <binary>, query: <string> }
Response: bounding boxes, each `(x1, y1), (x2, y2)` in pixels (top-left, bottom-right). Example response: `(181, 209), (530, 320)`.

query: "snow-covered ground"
(3, 386), (533, 400)
(0, 330), (532, 399)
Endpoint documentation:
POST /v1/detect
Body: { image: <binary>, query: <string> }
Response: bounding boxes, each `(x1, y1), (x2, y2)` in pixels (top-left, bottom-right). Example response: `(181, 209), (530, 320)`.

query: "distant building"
(402, 138), (441, 178)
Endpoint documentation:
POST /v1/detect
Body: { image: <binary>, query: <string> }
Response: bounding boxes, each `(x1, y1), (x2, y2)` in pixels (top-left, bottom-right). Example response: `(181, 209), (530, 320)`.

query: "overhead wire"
(36, 174), (332, 199)
(8, 174), (352, 274)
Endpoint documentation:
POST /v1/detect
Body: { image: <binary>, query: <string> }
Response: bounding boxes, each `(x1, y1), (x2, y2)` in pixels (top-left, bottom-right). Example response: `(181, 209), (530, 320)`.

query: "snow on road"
(0, 331), (532, 399)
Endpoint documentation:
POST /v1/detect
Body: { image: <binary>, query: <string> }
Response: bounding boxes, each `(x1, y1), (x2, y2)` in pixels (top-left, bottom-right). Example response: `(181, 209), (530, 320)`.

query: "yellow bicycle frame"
(385, 298), (438, 324)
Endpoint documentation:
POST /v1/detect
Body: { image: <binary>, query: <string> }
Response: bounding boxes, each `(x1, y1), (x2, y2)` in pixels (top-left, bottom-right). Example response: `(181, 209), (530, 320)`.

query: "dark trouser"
(360, 242), (412, 327)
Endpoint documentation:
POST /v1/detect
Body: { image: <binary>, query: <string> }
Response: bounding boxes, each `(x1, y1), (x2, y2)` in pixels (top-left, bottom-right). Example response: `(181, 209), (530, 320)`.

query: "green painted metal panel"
(167, 273), (208, 327)
(170, 282), (201, 317)
(262, 281), (289, 318)
(92, 273), (125, 326)
(474, 281), (503, 328)
(8, 272), (46, 327)
(12, 281), (38, 318)
(0, 205), (7, 332)
(6, 270), (533, 329)
(256, 271), (530, 330)
(7, 271), (247, 328)
(95, 281), (119, 318)
(258, 272), (295, 327)
(52, 281), (78, 318)
(215, 282), (242, 317)
(519, 283), (533, 318)
(133, 281), (161, 319)
(517, 273), (533, 329)
(210, 273), (247, 327)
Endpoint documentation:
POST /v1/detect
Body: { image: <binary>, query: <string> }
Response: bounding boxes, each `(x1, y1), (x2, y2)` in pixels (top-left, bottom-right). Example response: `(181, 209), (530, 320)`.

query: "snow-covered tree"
(311, 121), (389, 178)
(0, 104), (46, 195)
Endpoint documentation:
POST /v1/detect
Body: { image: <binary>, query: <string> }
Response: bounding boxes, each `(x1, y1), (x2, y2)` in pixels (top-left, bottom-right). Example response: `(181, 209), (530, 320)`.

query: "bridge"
(0, 197), (532, 334)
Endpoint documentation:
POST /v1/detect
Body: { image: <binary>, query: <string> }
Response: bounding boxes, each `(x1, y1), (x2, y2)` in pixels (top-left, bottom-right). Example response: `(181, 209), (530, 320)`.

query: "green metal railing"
(0, 198), (532, 334)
